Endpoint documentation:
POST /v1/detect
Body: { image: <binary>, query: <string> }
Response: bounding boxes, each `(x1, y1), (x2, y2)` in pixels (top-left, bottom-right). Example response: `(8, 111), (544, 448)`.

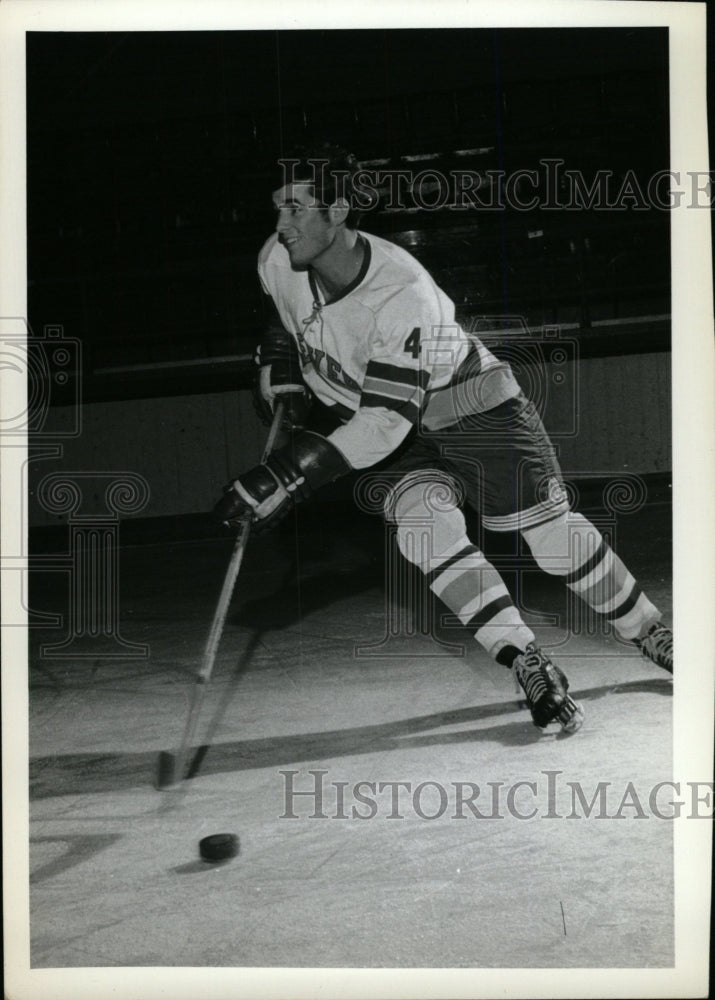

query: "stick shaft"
(170, 400), (286, 778)
(198, 399), (285, 681)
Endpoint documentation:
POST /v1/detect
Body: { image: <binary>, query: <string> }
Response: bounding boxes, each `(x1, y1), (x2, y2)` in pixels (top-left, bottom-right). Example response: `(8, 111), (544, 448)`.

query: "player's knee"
(522, 511), (603, 575)
(391, 478), (467, 570)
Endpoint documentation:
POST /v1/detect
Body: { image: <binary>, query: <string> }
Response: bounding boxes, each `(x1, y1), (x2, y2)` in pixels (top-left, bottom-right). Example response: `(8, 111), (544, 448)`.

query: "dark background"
(26, 28), (670, 404)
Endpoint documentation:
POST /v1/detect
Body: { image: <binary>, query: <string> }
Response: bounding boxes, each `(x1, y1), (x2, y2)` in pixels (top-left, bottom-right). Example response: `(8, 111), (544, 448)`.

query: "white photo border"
(1, 2), (712, 998)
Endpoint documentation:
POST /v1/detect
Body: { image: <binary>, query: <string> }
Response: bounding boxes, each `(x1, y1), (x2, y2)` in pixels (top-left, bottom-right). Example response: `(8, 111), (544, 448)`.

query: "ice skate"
(633, 622), (673, 673)
(514, 642), (585, 733)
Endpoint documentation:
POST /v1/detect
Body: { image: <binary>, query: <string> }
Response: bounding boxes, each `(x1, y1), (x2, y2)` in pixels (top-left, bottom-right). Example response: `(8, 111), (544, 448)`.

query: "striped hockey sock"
(391, 477), (533, 660)
(424, 541), (535, 658)
(563, 538), (660, 640)
(522, 513), (660, 642)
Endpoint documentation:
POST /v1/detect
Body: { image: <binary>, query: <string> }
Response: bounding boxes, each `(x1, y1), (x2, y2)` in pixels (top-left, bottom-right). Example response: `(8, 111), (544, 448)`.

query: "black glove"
(213, 431), (351, 532)
(253, 328), (311, 430)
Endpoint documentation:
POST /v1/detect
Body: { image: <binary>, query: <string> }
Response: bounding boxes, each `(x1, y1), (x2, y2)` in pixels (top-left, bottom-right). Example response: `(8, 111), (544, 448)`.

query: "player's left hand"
(257, 365), (311, 429)
(254, 329), (311, 430)
(213, 465), (291, 531)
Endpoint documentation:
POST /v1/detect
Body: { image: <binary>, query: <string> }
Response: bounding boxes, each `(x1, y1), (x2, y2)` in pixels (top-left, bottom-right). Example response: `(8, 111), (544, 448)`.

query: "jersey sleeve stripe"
(361, 377), (426, 405)
(360, 392), (421, 424)
(325, 400), (357, 422)
(365, 360), (431, 389)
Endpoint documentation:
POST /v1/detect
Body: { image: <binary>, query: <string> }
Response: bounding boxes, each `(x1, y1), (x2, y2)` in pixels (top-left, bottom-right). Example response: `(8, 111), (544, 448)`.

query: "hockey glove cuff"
(213, 432), (351, 531)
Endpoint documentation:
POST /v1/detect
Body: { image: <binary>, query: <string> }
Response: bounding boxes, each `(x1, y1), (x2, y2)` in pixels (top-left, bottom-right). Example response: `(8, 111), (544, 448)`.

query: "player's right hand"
(212, 430), (350, 533)
(213, 465), (292, 532)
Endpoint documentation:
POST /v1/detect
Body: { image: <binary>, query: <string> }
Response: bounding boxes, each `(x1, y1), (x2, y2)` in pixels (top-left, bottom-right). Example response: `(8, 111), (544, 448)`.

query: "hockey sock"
(392, 479), (535, 659)
(522, 512), (661, 641)
(495, 644), (522, 668)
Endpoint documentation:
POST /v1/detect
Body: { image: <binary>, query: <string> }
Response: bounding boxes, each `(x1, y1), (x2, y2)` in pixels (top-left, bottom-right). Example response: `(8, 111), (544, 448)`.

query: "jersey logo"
(295, 335), (361, 393)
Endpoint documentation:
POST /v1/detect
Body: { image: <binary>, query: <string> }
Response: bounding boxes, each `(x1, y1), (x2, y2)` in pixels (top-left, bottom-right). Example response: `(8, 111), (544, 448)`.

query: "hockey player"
(214, 146), (673, 733)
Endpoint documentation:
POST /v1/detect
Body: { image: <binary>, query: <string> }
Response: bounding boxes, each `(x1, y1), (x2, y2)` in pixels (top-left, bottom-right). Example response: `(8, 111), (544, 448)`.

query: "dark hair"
(274, 143), (363, 228)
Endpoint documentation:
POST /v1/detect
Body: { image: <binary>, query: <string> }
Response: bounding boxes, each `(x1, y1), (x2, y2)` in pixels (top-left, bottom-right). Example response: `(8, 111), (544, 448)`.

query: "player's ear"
(328, 198), (350, 226)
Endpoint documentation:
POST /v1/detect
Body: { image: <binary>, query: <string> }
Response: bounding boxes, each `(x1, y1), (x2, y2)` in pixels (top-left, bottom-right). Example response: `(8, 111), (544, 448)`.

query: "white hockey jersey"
(258, 230), (520, 469)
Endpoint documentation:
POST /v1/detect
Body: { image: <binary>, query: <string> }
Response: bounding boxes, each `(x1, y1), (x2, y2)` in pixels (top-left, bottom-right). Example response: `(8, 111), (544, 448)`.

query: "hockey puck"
(199, 833), (239, 862)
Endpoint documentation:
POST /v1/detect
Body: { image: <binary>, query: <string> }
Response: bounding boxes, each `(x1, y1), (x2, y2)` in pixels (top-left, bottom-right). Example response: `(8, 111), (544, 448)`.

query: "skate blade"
(535, 696), (585, 734)
(557, 696), (585, 734)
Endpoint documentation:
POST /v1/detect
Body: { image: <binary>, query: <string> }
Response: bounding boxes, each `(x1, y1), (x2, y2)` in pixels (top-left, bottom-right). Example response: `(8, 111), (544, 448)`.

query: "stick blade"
(155, 750), (180, 790)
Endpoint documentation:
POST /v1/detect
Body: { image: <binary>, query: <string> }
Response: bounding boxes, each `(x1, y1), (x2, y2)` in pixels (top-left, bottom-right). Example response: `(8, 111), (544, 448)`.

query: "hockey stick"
(156, 400), (285, 790)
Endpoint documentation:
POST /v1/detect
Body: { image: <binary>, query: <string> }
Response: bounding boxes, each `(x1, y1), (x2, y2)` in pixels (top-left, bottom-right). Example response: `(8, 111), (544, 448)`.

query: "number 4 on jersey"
(404, 327), (421, 359)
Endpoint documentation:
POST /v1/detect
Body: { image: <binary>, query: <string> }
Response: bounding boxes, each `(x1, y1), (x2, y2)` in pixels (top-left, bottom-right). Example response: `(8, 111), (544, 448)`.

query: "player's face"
(272, 183), (336, 269)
